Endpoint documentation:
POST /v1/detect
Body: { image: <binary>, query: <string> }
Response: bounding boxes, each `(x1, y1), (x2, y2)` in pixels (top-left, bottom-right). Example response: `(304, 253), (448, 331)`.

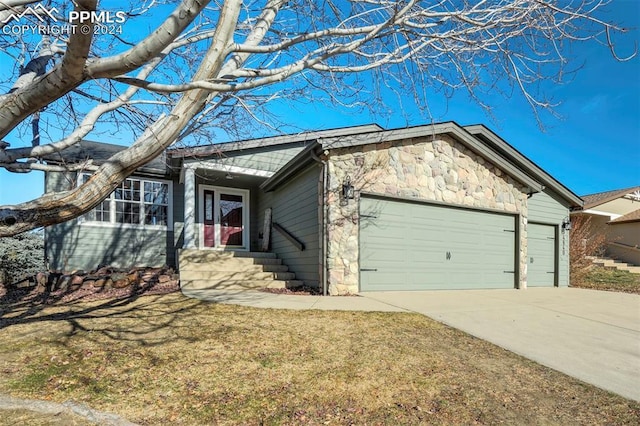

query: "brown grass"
(571, 266), (640, 294)
(1, 293), (638, 425)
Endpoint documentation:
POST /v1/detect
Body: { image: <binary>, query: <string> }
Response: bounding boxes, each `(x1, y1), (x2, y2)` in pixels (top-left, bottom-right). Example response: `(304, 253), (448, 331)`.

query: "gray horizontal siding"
(258, 165), (321, 287)
(528, 190), (570, 224)
(528, 189), (571, 287)
(46, 222), (173, 271)
(45, 171), (177, 271)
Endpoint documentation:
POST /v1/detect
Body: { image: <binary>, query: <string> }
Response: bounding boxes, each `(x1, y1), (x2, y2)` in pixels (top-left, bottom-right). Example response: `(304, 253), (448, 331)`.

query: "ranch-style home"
(44, 122), (583, 295)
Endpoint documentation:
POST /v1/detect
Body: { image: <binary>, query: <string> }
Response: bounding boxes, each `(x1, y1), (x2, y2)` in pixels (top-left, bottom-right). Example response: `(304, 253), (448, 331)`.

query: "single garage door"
(527, 223), (556, 287)
(360, 197), (517, 291)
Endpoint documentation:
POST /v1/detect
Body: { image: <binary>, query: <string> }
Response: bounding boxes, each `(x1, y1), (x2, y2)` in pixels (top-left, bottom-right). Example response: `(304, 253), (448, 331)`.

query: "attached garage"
(527, 223), (557, 287)
(359, 196), (518, 291)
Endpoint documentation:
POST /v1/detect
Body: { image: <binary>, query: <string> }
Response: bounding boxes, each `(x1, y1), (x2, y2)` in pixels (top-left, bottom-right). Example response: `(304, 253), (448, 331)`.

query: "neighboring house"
(44, 122), (583, 295)
(572, 186), (640, 266)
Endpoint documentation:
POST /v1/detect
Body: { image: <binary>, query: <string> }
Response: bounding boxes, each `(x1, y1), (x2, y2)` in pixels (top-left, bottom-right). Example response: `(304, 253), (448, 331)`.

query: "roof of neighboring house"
(609, 209), (640, 224)
(42, 140), (169, 176)
(262, 121), (583, 207)
(581, 186), (640, 209)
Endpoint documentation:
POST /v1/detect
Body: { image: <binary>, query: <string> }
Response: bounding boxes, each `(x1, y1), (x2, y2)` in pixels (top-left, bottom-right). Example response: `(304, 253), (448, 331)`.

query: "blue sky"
(0, 1), (638, 206)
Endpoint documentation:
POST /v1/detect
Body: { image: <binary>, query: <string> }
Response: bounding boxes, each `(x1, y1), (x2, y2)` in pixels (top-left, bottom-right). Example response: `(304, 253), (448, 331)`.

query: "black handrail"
(272, 222), (305, 251)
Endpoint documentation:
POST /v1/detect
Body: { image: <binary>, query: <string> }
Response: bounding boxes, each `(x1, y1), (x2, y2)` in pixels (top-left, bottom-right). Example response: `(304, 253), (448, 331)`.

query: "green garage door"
(527, 223), (556, 287)
(360, 197), (517, 291)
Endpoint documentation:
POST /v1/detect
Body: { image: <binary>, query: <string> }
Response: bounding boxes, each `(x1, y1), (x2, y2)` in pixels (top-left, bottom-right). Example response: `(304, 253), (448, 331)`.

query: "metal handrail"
(272, 222), (305, 251)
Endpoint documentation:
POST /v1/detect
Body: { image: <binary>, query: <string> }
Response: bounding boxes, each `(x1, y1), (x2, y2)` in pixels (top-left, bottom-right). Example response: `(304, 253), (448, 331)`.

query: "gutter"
(310, 149), (329, 296)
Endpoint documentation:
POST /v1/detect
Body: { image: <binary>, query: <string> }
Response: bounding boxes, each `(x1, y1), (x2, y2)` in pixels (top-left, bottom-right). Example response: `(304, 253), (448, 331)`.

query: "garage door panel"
(360, 197), (516, 291)
(528, 223), (556, 287)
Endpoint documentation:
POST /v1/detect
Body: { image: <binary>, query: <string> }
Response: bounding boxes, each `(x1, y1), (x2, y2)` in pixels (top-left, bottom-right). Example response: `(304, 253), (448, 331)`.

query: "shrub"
(569, 215), (606, 286)
(0, 231), (45, 285)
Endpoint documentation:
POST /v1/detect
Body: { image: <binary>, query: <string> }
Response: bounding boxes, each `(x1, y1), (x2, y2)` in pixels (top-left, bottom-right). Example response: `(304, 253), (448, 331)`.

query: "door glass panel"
(204, 191), (215, 247)
(219, 193), (243, 246)
(205, 193), (213, 221)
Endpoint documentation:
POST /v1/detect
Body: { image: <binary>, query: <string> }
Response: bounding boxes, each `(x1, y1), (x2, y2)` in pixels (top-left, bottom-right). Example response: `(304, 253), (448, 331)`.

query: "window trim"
(78, 173), (173, 231)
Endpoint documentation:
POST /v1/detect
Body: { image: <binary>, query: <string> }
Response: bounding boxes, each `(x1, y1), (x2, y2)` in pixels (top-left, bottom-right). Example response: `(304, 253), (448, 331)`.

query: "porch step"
(180, 252), (283, 266)
(178, 249), (304, 291)
(589, 257), (640, 274)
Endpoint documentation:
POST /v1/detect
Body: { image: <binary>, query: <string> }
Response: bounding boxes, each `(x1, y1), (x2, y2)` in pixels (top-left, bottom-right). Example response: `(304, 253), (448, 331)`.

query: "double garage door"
(359, 197), (518, 291)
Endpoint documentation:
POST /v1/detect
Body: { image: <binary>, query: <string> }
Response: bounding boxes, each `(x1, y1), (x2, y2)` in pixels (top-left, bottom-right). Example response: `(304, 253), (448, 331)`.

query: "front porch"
(177, 162), (308, 290)
(181, 163), (272, 251)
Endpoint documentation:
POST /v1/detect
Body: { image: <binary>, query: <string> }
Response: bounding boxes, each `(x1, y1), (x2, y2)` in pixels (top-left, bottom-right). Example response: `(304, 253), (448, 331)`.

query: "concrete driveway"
(362, 287), (640, 401)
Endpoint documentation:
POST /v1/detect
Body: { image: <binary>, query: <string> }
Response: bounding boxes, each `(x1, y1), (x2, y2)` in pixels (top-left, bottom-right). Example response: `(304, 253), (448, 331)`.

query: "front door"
(201, 187), (248, 249)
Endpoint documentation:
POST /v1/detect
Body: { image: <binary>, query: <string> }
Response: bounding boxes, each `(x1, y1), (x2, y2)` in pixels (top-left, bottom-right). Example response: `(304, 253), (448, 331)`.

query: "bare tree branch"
(0, 0), (635, 235)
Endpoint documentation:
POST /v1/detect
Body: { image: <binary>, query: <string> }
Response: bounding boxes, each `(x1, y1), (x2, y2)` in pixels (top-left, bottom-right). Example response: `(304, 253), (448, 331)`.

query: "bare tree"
(0, 0), (634, 236)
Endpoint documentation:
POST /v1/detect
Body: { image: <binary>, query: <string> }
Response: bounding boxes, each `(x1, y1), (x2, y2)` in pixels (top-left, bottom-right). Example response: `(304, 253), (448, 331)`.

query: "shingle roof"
(168, 124), (383, 158)
(582, 186), (640, 209)
(609, 209), (640, 224)
(42, 140), (168, 175)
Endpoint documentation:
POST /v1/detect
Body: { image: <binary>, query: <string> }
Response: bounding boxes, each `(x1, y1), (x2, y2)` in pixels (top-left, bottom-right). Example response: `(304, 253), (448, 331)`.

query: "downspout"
(310, 148), (329, 296)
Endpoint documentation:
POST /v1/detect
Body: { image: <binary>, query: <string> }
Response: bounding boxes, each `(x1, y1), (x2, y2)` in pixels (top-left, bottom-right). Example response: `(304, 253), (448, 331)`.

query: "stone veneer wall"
(325, 135), (529, 295)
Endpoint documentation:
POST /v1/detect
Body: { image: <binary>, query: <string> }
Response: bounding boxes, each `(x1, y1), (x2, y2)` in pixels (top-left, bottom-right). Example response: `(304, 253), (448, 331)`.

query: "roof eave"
(464, 124), (584, 208)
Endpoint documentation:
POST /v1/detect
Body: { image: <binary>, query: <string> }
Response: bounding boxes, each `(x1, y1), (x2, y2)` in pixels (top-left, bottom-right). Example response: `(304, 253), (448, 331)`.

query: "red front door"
(202, 189), (245, 248)
(219, 193), (243, 246)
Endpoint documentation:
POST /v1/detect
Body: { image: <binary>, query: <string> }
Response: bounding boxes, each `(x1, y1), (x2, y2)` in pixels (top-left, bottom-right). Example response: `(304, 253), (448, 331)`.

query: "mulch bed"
(0, 266), (180, 306)
(260, 286), (322, 296)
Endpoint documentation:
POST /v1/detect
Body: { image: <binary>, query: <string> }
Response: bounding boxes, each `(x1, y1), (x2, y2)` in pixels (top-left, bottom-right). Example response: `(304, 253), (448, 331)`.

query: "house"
(571, 186), (640, 266)
(44, 122), (583, 295)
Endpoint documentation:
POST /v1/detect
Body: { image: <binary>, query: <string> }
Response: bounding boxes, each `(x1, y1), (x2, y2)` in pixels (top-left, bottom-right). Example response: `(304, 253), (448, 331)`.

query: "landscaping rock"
(57, 275), (72, 290)
(112, 278), (130, 289)
(36, 272), (48, 287)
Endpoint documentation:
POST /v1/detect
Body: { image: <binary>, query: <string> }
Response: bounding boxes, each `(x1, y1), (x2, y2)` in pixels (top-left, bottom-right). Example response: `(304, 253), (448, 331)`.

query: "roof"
(581, 186), (640, 209)
(609, 209), (640, 224)
(168, 124), (383, 158)
(463, 124), (583, 208)
(43, 140), (169, 175)
(263, 122), (582, 207)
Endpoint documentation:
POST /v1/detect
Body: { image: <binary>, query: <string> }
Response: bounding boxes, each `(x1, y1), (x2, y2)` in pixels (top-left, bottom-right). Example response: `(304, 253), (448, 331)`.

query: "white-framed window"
(79, 173), (173, 229)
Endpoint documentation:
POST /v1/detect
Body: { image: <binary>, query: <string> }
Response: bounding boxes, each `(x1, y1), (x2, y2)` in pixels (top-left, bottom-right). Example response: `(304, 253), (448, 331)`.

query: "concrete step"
(180, 256), (283, 267)
(179, 270), (296, 282)
(180, 279), (304, 291)
(618, 266), (640, 274)
(177, 249), (303, 289)
(179, 249), (276, 260)
(179, 262), (289, 274)
(590, 257), (640, 274)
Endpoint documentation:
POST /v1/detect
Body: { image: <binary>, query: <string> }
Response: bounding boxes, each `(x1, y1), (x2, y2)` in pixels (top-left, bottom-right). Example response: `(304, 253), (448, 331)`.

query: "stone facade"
(325, 135), (529, 295)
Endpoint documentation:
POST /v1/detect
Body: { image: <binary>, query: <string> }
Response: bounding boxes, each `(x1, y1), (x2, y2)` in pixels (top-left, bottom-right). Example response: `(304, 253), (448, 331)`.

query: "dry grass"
(571, 266), (640, 294)
(1, 293), (639, 425)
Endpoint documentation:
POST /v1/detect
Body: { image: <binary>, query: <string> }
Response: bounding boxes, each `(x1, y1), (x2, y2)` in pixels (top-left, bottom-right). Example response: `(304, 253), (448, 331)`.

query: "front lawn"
(571, 266), (640, 294)
(1, 293), (638, 425)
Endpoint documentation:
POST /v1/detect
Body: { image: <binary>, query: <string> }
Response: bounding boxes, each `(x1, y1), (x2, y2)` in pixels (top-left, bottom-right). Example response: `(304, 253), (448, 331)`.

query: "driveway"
(361, 287), (640, 401)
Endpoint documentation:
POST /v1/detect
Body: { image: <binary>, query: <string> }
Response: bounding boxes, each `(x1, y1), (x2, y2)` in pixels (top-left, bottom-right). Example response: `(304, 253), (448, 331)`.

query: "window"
(79, 174), (171, 228)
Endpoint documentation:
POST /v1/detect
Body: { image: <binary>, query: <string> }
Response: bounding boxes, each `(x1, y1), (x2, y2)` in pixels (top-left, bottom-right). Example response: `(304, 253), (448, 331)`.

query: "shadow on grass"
(0, 280), (207, 346)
